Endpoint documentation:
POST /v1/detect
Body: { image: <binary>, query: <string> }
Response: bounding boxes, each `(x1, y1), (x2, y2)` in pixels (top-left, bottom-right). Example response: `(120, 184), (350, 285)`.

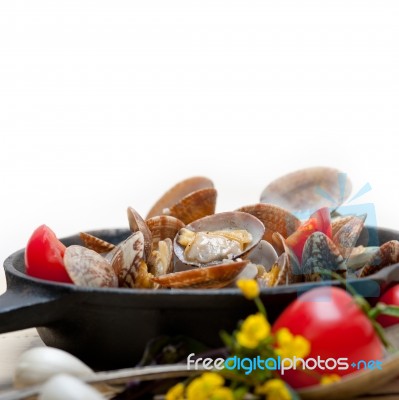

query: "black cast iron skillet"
(1, 227), (399, 370)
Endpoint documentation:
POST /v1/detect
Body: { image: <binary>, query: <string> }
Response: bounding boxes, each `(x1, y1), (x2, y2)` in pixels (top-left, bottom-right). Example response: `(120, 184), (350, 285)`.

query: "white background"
(1, 1), (399, 291)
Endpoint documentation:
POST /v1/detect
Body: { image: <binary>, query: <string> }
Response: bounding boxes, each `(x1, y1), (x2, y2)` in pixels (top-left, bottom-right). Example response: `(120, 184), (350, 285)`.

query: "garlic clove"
(38, 374), (105, 400)
(14, 347), (94, 388)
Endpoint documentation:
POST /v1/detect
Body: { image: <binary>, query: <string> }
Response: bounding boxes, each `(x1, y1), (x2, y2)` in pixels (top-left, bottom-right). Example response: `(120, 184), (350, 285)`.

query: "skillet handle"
(0, 287), (64, 334)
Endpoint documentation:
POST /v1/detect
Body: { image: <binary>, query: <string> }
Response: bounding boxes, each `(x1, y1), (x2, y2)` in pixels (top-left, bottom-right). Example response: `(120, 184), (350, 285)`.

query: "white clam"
(14, 347), (94, 388)
(38, 374), (105, 400)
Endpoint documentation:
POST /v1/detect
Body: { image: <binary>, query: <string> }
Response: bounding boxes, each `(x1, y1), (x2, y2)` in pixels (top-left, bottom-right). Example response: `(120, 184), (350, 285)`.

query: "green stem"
(254, 297), (267, 318)
(369, 303), (399, 320)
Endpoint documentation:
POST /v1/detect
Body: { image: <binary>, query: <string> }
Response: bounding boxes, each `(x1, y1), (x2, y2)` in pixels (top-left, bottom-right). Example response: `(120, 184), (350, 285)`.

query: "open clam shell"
(271, 232), (302, 283)
(146, 215), (185, 247)
(332, 215), (366, 260)
(247, 240), (278, 271)
(111, 231), (145, 287)
(332, 216), (355, 237)
(347, 246), (380, 271)
(127, 207), (152, 260)
(152, 260), (249, 289)
(236, 203), (300, 244)
(64, 246), (118, 288)
(174, 211), (265, 267)
(258, 253), (293, 287)
(302, 232), (346, 282)
(148, 238), (174, 277)
(359, 240), (399, 277)
(79, 232), (115, 254)
(233, 263), (259, 282)
(167, 187), (217, 224)
(260, 167), (352, 214)
(146, 176), (214, 219)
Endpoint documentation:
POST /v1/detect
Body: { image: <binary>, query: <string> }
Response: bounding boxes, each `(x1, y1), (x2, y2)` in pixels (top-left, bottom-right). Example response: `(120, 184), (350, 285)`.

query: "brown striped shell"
(332, 216), (355, 237)
(146, 176), (215, 221)
(359, 240), (399, 277)
(332, 215), (365, 260)
(236, 203), (300, 244)
(152, 260), (249, 289)
(79, 232), (115, 254)
(167, 188), (217, 225)
(111, 231), (147, 288)
(260, 167), (352, 214)
(64, 246), (118, 288)
(146, 215), (185, 247)
(127, 207), (152, 260)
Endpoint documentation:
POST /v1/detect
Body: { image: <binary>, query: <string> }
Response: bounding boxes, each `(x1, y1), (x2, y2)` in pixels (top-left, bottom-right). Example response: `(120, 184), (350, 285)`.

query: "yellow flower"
(166, 382), (184, 400)
(210, 387), (234, 400)
(256, 379), (292, 400)
(320, 374), (341, 386)
(186, 373), (225, 400)
(236, 278), (260, 299)
(236, 313), (271, 349)
(275, 328), (311, 367)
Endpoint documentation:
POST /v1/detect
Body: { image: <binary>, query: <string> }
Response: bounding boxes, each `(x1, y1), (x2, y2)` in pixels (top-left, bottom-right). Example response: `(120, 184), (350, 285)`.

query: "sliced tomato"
(25, 225), (73, 283)
(286, 207), (332, 262)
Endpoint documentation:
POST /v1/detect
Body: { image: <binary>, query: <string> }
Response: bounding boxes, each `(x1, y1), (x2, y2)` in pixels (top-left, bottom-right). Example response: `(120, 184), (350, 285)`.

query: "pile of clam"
(63, 169), (399, 289)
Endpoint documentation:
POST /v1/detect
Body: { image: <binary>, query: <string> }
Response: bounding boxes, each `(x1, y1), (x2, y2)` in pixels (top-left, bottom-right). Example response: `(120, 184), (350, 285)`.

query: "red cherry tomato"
(286, 207), (332, 262)
(272, 287), (383, 389)
(377, 285), (399, 327)
(25, 225), (73, 283)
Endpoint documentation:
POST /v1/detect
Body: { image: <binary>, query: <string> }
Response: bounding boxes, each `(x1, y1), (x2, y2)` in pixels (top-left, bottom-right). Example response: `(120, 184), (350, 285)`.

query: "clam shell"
(271, 232), (302, 283)
(111, 231), (145, 287)
(79, 232), (115, 253)
(259, 253), (292, 287)
(174, 211), (265, 267)
(127, 207), (152, 260)
(146, 215), (185, 247)
(148, 238), (174, 276)
(332, 216), (354, 237)
(168, 188), (217, 224)
(234, 263), (259, 281)
(247, 240), (278, 271)
(146, 176), (214, 219)
(302, 232), (346, 282)
(236, 203), (300, 243)
(152, 260), (249, 289)
(64, 246), (118, 288)
(359, 240), (399, 277)
(332, 215), (366, 260)
(347, 246), (380, 271)
(260, 167), (352, 214)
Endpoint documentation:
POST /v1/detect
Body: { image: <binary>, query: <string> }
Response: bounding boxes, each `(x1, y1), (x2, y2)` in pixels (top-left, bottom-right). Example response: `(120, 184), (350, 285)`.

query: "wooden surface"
(0, 273), (399, 398)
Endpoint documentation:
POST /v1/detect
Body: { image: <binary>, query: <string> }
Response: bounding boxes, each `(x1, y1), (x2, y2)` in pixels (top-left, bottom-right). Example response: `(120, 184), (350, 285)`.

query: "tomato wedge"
(25, 225), (73, 283)
(286, 207), (332, 262)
